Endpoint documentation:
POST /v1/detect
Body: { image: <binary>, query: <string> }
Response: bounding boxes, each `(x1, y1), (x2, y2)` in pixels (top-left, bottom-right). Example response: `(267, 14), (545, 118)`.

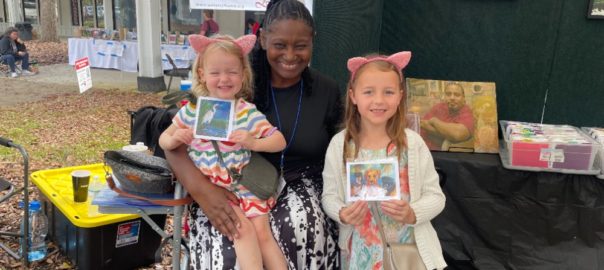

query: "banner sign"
(190, 0), (312, 14)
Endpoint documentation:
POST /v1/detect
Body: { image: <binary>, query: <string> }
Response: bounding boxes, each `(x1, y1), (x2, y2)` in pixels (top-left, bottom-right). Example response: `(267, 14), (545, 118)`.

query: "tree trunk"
(39, 0), (59, 42)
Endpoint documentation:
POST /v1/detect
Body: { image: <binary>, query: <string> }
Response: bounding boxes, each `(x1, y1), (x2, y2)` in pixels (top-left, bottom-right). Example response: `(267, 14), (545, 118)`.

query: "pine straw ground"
(0, 41), (176, 270)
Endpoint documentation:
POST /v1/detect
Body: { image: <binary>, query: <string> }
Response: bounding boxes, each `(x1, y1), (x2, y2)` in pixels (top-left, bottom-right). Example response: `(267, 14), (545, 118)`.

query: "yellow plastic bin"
(31, 164), (165, 270)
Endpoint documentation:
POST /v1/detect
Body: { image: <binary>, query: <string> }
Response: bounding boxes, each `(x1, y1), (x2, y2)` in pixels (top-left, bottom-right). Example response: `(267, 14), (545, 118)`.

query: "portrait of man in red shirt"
(420, 83), (475, 150)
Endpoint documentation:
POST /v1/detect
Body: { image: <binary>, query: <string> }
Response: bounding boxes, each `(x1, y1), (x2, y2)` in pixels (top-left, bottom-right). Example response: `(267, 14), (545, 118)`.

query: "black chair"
(164, 54), (191, 93)
(0, 137), (31, 267)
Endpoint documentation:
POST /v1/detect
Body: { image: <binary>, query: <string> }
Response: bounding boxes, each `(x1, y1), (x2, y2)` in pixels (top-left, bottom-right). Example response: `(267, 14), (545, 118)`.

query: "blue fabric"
(0, 53), (29, 72)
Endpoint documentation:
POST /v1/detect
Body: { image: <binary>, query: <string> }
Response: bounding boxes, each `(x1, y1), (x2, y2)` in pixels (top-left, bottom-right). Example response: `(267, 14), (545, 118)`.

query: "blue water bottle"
(21, 201), (48, 262)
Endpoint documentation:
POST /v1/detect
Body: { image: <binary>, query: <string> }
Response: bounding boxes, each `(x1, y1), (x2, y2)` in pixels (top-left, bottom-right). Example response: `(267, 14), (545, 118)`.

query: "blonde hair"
(190, 35), (254, 101)
(343, 59), (408, 162)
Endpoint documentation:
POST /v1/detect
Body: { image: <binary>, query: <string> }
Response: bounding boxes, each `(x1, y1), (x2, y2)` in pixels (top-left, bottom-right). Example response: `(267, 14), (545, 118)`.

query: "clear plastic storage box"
(582, 127), (604, 179)
(499, 120), (600, 175)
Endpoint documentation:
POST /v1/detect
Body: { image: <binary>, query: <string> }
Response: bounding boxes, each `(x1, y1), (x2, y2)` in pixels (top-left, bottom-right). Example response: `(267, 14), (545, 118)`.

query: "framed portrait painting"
(406, 78), (499, 153)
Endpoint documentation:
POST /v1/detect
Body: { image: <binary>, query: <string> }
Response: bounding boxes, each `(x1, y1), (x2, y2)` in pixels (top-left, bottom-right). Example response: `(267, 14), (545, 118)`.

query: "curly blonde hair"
(190, 35), (254, 101)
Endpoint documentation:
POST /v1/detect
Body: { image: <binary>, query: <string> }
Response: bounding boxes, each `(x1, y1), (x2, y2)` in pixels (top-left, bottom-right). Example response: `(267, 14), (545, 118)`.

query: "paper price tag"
(540, 149), (565, 163)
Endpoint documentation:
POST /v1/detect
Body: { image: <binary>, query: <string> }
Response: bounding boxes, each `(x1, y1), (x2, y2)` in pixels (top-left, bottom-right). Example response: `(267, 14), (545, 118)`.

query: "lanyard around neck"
(270, 80), (304, 175)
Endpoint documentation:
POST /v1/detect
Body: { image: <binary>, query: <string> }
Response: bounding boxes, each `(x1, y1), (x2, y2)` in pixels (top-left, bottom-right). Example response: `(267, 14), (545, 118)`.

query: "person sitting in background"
(0, 27), (36, 78)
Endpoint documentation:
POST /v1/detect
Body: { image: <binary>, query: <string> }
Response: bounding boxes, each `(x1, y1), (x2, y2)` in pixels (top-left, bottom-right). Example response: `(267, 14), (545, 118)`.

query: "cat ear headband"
(189, 34), (257, 56)
(347, 51), (412, 82)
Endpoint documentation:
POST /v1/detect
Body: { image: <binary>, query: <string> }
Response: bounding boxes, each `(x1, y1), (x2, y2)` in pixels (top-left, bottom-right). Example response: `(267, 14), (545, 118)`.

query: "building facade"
(0, 0), (260, 38)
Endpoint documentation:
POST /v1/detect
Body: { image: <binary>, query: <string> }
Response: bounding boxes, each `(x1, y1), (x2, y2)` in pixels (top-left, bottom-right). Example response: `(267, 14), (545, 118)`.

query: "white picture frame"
(346, 158), (400, 202)
(193, 97), (235, 141)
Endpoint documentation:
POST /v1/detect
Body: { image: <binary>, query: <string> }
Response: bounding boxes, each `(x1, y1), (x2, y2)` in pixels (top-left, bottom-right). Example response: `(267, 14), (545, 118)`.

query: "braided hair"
(251, 0), (315, 111)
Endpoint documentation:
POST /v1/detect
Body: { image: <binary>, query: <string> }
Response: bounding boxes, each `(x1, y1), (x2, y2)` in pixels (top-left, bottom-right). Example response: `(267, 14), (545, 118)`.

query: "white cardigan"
(322, 129), (447, 270)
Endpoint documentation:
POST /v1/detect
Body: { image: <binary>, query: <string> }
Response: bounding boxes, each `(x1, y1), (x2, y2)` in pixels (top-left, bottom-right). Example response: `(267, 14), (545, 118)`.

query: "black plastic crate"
(41, 197), (166, 270)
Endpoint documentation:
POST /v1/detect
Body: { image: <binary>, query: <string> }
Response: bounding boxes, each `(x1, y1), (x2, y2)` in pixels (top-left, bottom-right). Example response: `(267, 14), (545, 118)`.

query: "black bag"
(104, 150), (174, 194)
(103, 150), (193, 206)
(211, 141), (279, 200)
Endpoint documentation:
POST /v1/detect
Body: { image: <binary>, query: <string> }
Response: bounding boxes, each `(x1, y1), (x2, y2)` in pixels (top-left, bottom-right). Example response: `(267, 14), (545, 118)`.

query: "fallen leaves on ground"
(0, 89), (184, 269)
(25, 40), (69, 66)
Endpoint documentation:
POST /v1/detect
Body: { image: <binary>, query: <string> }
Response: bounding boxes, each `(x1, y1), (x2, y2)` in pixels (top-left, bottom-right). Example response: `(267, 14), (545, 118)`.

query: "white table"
(161, 44), (196, 71)
(68, 38), (196, 73)
(68, 38), (138, 72)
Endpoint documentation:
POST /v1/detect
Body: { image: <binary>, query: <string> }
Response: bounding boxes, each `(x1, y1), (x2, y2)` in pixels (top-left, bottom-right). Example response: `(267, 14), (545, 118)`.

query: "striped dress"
(173, 98), (278, 217)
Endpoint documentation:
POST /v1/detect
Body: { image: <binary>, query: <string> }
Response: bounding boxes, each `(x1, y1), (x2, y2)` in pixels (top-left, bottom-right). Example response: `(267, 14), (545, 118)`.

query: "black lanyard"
(270, 80), (304, 176)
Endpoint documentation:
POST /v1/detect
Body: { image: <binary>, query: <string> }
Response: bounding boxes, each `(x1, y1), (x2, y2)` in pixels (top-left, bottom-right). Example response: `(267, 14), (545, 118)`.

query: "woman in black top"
(165, 0), (342, 269)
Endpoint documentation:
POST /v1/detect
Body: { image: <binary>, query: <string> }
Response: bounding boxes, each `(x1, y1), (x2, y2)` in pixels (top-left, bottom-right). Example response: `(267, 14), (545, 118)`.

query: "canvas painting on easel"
(406, 78), (499, 153)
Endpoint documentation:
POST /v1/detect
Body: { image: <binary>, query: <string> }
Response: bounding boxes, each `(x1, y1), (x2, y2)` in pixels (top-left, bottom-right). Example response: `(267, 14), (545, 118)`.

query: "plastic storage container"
(499, 120), (600, 174)
(21, 201), (48, 262)
(31, 164), (165, 270)
(180, 80), (192, 91)
(582, 127), (604, 179)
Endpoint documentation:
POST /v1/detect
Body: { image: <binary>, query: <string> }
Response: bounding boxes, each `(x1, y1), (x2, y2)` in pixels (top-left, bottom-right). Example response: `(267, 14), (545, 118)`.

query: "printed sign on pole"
(75, 57), (93, 93)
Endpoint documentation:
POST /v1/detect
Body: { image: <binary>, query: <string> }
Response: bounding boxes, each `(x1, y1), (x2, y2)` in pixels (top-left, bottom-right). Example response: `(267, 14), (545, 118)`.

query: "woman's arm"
(164, 144), (242, 239)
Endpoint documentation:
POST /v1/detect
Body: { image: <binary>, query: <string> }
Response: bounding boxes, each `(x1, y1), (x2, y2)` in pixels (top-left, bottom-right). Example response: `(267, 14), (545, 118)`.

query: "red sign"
(74, 57), (89, 70)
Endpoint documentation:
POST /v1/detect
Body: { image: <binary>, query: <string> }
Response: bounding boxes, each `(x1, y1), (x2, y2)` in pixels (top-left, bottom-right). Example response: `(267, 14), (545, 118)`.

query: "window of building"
(168, 0), (202, 34)
(1, 0), (7, 23)
(95, 0), (104, 28)
(71, 0), (81, 26)
(81, 0), (95, 27)
(113, 0), (136, 31)
(22, 0), (38, 24)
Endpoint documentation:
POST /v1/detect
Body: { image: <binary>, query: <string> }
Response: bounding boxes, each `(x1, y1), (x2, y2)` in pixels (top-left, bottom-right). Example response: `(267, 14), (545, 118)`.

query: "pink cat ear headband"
(347, 51), (412, 82)
(189, 34), (257, 56)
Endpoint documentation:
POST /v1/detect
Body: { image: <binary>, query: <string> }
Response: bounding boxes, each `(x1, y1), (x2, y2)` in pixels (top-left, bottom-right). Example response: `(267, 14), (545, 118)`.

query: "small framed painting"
(194, 97), (235, 141)
(346, 158), (400, 202)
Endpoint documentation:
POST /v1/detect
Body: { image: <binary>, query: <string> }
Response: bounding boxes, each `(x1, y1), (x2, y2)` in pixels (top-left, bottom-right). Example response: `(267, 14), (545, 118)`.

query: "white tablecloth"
(68, 38), (138, 72)
(68, 38), (196, 73)
(161, 44), (196, 71)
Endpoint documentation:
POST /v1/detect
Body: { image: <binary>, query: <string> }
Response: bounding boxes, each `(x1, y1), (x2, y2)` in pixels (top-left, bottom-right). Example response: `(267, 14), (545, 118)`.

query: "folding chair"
(0, 137), (31, 267)
(0, 58), (22, 76)
(108, 109), (190, 269)
(164, 54), (191, 93)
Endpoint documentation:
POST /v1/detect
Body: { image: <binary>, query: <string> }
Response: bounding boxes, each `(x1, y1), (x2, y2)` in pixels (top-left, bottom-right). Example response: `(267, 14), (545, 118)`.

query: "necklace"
(270, 80), (304, 176)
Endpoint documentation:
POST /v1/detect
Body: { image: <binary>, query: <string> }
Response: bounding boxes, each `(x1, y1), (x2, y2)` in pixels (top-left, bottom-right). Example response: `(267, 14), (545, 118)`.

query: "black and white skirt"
(188, 176), (339, 270)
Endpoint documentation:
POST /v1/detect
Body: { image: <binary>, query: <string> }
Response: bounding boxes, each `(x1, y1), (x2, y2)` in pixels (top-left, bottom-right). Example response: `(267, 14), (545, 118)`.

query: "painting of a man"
(420, 83), (474, 150)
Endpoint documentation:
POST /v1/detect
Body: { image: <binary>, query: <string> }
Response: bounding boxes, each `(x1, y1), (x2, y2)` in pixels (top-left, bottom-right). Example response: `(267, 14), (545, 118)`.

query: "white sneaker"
(10, 72), (18, 78)
(21, 70), (35, 76)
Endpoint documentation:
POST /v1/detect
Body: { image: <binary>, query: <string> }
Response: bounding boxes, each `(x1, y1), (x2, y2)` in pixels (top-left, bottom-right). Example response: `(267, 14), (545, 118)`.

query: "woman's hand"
(339, 201), (369, 226)
(229, 130), (257, 150)
(380, 200), (416, 225)
(191, 184), (242, 240)
(164, 145), (241, 240)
